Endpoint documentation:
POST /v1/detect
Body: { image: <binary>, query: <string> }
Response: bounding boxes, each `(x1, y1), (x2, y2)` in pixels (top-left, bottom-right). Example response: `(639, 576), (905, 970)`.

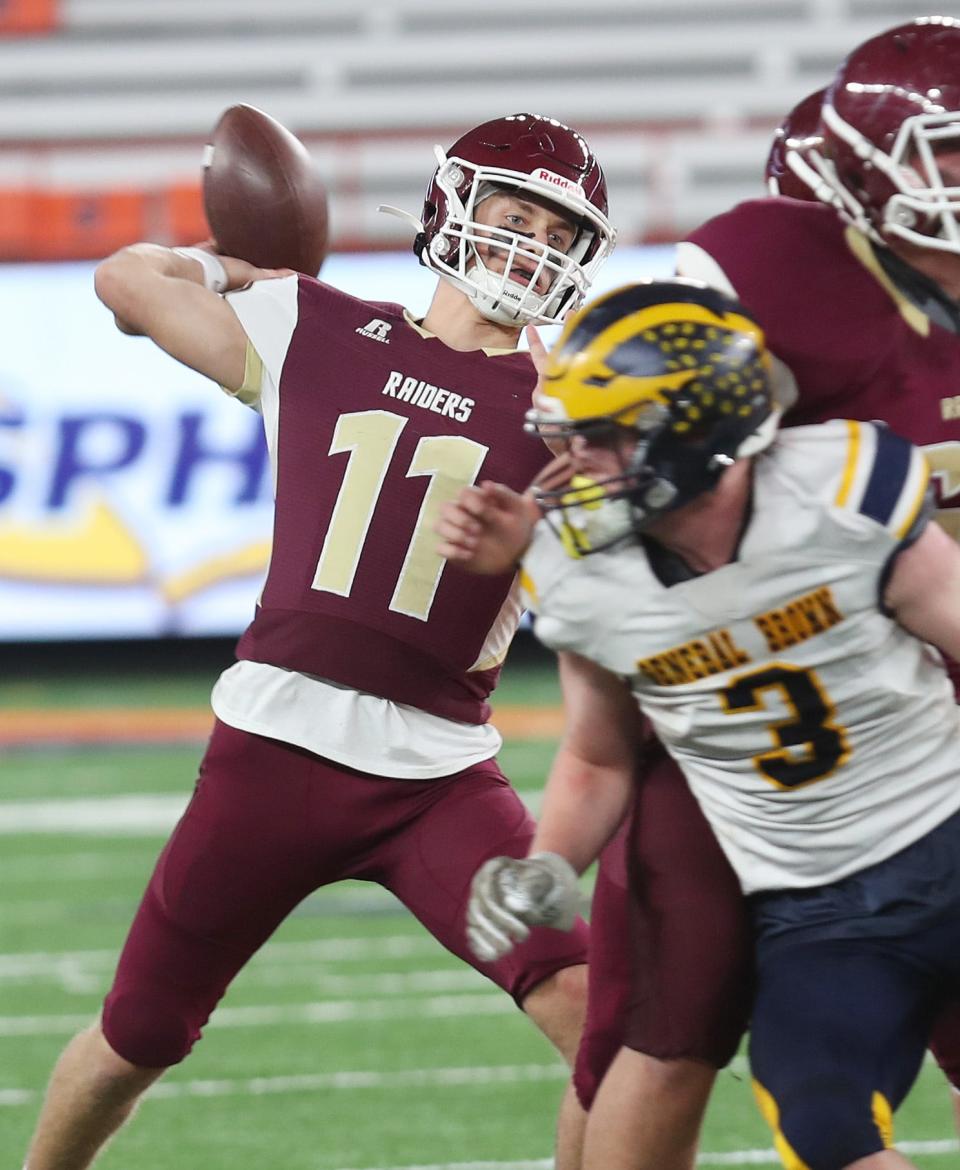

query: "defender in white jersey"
(527, 416), (956, 895)
(439, 280), (960, 1170)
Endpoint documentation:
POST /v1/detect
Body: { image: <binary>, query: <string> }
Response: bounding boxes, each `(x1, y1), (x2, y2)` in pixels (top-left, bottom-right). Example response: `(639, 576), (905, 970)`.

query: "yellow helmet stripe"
(557, 294), (763, 353)
(547, 301), (763, 426)
(595, 299), (761, 340)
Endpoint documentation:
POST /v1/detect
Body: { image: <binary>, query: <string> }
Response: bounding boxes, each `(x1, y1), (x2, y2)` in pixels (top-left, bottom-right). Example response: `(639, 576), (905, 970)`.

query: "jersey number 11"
(311, 409), (488, 621)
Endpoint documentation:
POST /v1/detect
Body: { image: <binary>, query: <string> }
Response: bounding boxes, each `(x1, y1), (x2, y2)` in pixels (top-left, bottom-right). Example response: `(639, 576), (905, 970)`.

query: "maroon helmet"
(382, 113), (616, 326)
(765, 87), (827, 200)
(811, 17), (960, 252)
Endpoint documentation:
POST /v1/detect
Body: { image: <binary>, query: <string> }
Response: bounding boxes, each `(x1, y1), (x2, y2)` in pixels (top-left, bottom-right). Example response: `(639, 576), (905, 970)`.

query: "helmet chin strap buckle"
(642, 479), (677, 510)
(707, 453), (736, 472)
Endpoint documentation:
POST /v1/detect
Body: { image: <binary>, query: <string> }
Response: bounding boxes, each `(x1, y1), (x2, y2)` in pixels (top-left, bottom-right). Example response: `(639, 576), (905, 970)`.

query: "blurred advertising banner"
(0, 245), (672, 641)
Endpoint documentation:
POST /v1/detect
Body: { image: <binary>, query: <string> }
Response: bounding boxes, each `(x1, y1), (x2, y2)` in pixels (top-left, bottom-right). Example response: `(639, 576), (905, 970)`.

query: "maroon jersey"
(230, 277), (549, 723)
(681, 197), (960, 690)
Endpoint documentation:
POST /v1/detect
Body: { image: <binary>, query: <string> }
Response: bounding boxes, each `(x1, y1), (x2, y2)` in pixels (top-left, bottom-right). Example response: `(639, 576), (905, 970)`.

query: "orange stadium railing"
(0, 0), (60, 35)
(0, 183), (209, 261)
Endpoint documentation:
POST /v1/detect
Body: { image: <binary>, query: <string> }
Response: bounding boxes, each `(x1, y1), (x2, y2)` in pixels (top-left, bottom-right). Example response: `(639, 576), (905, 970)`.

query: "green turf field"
(1, 647), (957, 1167)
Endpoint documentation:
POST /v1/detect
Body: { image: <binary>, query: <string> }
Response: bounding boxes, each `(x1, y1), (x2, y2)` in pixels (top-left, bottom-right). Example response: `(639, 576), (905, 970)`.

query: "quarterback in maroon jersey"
(549, 18), (960, 1170)
(22, 114), (616, 1170)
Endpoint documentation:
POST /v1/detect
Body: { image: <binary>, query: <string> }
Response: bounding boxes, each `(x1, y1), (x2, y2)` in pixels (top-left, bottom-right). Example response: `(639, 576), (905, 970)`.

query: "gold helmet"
(526, 279), (779, 552)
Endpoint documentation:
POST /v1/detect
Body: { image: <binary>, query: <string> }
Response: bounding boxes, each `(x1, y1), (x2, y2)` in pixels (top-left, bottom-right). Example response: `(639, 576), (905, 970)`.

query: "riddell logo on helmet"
(533, 169), (585, 197)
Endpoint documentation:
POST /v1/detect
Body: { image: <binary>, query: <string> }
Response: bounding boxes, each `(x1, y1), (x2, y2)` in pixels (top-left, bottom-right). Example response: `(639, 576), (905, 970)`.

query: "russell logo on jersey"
(356, 318), (392, 343)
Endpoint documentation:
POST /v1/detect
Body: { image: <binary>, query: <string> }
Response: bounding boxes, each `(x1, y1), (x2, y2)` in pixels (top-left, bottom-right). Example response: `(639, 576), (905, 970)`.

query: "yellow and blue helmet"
(526, 279), (780, 550)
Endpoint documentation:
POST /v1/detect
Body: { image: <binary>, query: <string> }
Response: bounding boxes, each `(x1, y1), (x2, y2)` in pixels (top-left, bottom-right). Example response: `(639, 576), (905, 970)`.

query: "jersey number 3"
(720, 664), (850, 789)
(311, 410), (488, 621)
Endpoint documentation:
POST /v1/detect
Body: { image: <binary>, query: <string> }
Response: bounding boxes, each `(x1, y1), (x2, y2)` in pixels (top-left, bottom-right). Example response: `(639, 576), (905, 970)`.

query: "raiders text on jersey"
(381, 370), (475, 422)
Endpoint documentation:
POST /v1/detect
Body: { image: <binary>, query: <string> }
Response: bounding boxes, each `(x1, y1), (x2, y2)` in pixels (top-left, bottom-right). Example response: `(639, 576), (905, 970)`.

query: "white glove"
(466, 852), (581, 963)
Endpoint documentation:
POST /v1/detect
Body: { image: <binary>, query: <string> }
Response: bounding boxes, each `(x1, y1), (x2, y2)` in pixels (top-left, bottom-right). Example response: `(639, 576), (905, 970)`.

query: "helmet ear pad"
(602, 397), (770, 536)
(626, 421), (733, 515)
(413, 198), (440, 262)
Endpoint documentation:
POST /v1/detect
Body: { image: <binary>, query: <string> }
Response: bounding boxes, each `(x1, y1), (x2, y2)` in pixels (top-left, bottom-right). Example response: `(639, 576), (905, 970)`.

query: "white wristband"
(172, 247), (228, 293)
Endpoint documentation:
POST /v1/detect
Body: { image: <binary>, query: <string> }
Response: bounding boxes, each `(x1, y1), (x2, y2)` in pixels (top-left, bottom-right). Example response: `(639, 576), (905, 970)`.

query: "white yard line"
(1, 962), (495, 997)
(0, 794), (190, 834)
(0, 934), (444, 978)
(200, 966), (486, 994)
(0, 1063), (563, 1107)
(337, 1164), (551, 1170)
(0, 791), (542, 836)
(149, 1064), (565, 1100)
(0, 992), (512, 1038)
(1, 1069), (955, 1167)
(0, 850), (152, 882)
(332, 1140), (960, 1170)
(3, 961), (489, 996)
(696, 1144), (959, 1164)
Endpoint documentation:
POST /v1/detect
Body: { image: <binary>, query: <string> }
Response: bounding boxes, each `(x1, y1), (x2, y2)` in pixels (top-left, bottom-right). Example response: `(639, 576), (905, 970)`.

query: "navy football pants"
(749, 876), (960, 1170)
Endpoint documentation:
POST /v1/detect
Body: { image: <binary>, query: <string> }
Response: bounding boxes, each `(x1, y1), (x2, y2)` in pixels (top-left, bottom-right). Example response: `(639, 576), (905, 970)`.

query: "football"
(202, 104), (329, 277)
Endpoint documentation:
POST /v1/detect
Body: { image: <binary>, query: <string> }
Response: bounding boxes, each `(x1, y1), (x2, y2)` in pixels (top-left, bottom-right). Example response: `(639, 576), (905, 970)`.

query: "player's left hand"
(466, 852), (581, 963)
(436, 481), (538, 575)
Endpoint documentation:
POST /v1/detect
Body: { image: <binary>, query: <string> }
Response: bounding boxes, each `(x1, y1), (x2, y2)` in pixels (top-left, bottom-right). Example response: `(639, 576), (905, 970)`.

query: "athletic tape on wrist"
(172, 247), (228, 293)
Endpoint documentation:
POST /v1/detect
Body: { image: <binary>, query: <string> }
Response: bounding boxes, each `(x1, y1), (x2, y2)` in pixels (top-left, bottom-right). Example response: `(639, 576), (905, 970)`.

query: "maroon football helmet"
(382, 113), (615, 326)
(805, 17), (960, 252)
(765, 88), (827, 200)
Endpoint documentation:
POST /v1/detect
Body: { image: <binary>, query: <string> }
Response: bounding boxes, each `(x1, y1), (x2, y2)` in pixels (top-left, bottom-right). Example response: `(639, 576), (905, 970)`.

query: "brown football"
(203, 104), (328, 276)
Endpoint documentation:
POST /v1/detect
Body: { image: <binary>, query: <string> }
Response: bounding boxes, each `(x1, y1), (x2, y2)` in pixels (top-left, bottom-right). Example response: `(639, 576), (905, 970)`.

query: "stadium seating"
(0, 0), (932, 258)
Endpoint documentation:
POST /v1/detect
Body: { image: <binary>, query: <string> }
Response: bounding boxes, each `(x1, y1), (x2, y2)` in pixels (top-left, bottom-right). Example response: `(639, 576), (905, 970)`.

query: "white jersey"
(523, 420), (960, 894)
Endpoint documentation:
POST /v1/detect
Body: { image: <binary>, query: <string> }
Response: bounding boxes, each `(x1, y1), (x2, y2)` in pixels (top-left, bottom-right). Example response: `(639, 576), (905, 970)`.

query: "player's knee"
(521, 963), (587, 1064)
(531, 962), (587, 1020)
(102, 989), (201, 1069)
(754, 1078), (887, 1170)
(65, 1022), (168, 1109)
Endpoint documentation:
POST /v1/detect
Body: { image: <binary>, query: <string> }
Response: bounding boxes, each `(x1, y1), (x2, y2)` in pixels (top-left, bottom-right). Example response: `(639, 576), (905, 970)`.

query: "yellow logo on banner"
(0, 500), (147, 584)
(162, 542), (272, 604)
(0, 498), (270, 600)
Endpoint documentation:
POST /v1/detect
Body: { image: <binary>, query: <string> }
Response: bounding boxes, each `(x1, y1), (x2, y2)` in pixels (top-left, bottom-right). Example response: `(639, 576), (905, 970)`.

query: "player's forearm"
(531, 650), (640, 871)
(96, 242), (205, 295)
(94, 245), (213, 333)
(94, 244), (250, 389)
(530, 748), (633, 874)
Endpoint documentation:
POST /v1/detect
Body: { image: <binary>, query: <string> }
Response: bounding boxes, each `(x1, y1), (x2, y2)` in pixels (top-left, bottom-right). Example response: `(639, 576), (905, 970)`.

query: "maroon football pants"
(573, 741), (751, 1107)
(573, 739), (960, 1109)
(102, 719), (588, 1069)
